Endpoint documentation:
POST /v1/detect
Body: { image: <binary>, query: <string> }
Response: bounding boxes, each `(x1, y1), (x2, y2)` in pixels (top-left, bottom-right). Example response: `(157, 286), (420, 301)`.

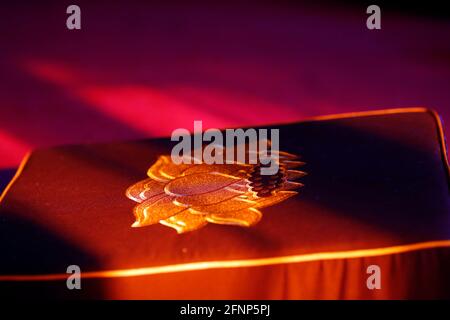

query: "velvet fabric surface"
(0, 109), (449, 299)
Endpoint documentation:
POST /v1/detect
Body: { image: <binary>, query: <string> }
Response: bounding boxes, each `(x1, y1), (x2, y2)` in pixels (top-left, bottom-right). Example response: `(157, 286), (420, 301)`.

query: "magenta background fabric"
(1, 2), (450, 169)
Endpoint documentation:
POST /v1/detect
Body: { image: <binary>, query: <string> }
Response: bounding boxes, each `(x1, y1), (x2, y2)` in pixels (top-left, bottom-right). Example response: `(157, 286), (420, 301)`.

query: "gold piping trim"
(428, 109), (450, 179)
(0, 152), (31, 203)
(0, 240), (449, 281)
(302, 107), (428, 121)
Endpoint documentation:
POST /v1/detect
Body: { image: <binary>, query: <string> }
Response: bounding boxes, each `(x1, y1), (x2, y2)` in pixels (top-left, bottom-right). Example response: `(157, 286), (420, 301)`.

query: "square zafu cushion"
(0, 108), (449, 299)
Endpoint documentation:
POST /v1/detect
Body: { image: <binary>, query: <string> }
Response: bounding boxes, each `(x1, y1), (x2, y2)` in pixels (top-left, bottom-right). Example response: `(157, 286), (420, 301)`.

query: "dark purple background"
(1, 1), (449, 169)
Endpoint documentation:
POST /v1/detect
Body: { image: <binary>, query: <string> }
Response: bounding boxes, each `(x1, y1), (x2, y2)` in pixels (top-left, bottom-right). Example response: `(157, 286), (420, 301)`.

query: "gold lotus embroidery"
(126, 150), (305, 233)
